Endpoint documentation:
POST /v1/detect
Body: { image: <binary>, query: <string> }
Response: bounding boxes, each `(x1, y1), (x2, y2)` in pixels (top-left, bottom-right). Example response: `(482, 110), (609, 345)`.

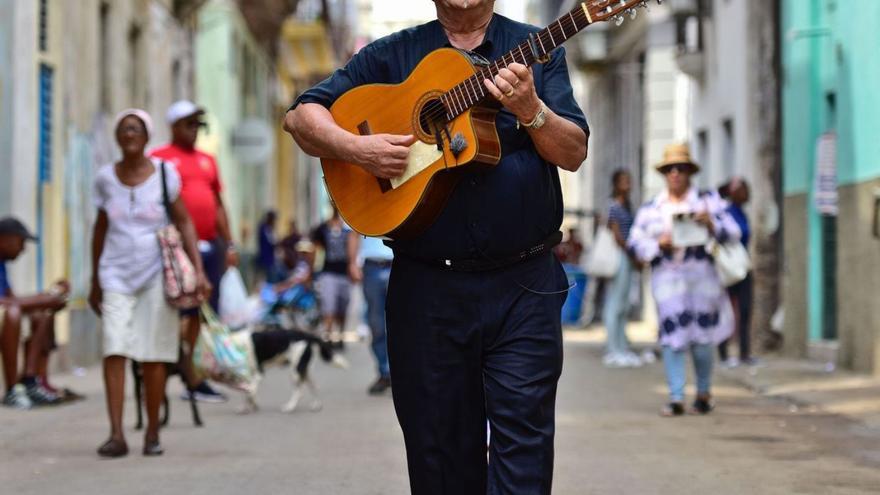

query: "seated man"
(0, 217), (69, 409)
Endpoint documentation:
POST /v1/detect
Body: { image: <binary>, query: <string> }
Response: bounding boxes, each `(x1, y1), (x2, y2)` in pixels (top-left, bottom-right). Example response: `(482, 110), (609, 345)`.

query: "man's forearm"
(284, 104), (357, 161)
(215, 198), (233, 244)
(528, 110), (588, 172)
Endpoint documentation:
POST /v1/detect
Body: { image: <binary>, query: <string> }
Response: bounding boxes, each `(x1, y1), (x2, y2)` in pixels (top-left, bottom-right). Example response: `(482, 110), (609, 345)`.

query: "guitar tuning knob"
(628, 8), (638, 19)
(614, 15), (625, 26)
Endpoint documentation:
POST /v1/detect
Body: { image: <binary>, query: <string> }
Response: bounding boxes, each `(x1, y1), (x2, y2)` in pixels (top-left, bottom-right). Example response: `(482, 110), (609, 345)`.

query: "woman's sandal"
(691, 396), (715, 415)
(660, 402), (685, 417)
(97, 438), (129, 458)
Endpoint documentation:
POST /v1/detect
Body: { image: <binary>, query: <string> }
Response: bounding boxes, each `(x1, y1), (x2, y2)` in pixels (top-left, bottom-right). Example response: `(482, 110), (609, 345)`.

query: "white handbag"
(585, 226), (622, 278)
(710, 240), (751, 287)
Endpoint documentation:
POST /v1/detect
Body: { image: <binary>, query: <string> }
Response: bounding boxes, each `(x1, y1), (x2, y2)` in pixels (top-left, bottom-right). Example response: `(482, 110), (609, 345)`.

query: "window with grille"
(38, 64), (54, 183)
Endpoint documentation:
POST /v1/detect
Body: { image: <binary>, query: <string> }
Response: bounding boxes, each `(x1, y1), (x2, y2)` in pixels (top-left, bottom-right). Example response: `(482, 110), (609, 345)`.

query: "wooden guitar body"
(322, 48), (501, 239)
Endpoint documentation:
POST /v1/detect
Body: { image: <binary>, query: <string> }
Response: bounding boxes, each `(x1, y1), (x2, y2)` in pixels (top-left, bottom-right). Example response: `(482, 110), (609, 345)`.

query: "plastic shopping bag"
(585, 226), (621, 278)
(193, 305), (258, 393)
(219, 267), (251, 328)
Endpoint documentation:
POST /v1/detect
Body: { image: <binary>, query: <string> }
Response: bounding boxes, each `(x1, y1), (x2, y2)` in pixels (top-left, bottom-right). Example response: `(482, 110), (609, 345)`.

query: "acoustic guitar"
(322, 0), (660, 239)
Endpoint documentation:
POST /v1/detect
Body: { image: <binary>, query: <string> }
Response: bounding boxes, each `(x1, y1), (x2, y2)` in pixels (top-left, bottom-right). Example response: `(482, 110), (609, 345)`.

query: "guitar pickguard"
(389, 140), (445, 190)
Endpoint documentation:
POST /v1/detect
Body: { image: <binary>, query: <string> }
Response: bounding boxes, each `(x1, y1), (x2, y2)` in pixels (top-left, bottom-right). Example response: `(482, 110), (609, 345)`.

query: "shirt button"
(470, 178), (478, 186)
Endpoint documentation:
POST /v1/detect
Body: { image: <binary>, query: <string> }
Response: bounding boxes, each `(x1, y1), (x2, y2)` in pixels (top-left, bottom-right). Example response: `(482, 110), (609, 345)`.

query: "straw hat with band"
(655, 143), (700, 174)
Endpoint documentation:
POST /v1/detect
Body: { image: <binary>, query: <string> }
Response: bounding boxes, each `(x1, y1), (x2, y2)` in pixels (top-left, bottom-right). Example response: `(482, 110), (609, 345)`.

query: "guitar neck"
(441, 5), (593, 120)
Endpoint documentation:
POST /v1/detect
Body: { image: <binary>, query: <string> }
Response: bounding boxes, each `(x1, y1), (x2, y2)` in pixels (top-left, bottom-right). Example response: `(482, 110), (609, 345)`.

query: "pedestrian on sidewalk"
(628, 144), (739, 417)
(717, 177), (755, 367)
(256, 210), (279, 284)
(347, 233), (392, 395)
(285, 1), (588, 492)
(279, 219), (302, 273)
(90, 109), (209, 458)
(602, 169), (642, 368)
(151, 100), (236, 404)
(310, 208), (352, 348)
(0, 218), (70, 409)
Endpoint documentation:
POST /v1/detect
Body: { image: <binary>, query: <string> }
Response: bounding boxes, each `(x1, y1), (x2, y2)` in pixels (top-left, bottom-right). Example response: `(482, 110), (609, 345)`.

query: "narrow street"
(2, 333), (879, 495)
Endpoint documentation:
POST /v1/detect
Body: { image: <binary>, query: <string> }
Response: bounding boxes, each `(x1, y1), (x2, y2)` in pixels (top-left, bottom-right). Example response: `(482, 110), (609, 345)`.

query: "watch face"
(532, 106), (547, 129)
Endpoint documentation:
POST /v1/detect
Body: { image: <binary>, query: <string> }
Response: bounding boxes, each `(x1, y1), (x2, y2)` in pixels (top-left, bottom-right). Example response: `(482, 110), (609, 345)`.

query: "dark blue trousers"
(386, 253), (567, 495)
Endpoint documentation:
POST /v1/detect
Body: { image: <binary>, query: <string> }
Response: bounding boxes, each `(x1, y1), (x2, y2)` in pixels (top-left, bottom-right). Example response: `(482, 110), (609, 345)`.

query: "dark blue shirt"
(727, 203), (750, 247)
(292, 15), (589, 260)
(0, 261), (10, 298)
(258, 224), (276, 270)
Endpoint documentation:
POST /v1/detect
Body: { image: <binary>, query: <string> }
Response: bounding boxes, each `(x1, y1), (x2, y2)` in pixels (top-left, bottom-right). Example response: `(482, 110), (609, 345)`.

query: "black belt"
(364, 258), (393, 268)
(400, 231), (562, 273)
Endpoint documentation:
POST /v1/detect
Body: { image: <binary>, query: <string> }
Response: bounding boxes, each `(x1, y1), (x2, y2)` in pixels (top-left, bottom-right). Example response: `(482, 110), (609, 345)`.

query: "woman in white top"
(89, 109), (209, 458)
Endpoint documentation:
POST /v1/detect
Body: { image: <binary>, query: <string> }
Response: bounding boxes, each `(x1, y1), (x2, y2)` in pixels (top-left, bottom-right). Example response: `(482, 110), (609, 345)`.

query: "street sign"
(813, 131), (838, 216)
(231, 118), (274, 166)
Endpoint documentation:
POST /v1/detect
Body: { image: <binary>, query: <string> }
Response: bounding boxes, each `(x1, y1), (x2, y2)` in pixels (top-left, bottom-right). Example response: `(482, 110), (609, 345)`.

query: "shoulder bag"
(157, 162), (201, 309)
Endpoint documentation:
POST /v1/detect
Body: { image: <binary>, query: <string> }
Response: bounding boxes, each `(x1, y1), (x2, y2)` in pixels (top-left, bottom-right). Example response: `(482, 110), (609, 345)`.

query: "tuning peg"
(628, 8), (638, 19)
(614, 14), (625, 26)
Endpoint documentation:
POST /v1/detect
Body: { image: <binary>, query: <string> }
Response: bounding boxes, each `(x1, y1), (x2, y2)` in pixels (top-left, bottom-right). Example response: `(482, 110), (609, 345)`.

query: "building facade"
(782, 0), (880, 374)
(676, 0), (783, 352)
(0, 0), (202, 368)
(195, 0), (276, 268)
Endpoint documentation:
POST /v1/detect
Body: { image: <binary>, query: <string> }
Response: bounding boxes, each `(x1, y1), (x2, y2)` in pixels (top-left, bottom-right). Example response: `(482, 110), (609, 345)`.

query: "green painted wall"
(834, 2), (880, 186)
(783, 0), (880, 195)
(196, 0), (273, 249)
(782, 0), (880, 343)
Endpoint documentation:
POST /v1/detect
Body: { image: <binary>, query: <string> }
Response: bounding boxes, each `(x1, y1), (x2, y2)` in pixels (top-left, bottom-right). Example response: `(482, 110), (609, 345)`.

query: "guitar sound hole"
(418, 98), (447, 139)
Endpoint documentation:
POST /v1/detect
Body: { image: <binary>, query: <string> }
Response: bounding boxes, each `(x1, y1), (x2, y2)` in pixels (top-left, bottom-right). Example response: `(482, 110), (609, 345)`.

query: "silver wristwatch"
(520, 102), (548, 130)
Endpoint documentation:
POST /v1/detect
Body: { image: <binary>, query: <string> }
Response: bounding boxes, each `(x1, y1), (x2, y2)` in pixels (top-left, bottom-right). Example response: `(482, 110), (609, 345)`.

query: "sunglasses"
(660, 163), (693, 175)
(183, 120), (208, 130)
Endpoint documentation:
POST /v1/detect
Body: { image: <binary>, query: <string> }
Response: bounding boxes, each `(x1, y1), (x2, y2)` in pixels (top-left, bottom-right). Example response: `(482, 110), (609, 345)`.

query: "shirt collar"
(432, 14), (499, 57)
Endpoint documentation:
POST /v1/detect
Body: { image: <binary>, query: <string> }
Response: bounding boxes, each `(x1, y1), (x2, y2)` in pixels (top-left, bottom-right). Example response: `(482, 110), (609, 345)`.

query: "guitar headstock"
(582, 0), (662, 26)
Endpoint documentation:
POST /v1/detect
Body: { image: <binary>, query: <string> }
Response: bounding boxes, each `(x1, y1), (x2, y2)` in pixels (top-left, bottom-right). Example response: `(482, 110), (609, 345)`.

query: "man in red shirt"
(151, 100), (237, 403)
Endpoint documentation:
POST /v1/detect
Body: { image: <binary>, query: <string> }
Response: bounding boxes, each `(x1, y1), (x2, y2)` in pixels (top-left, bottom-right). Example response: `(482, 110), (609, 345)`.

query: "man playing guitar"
(284, 1), (588, 493)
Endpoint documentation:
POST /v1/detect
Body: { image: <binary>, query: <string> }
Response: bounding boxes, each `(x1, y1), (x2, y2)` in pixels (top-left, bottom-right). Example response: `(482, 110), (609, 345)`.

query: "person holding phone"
(628, 144), (740, 417)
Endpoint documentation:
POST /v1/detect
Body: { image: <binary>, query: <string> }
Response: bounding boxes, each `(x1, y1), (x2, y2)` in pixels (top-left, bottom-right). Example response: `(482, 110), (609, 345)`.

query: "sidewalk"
(572, 321), (880, 431)
(3, 332), (880, 493)
(718, 356), (880, 429)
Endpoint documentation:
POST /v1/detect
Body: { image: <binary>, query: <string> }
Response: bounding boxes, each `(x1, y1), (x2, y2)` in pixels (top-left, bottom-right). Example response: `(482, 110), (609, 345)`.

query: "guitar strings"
(409, 10), (585, 128)
(370, 9), (587, 137)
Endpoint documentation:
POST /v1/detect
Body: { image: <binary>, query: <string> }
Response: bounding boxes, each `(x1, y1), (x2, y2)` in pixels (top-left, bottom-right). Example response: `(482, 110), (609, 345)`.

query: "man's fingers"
(497, 68), (519, 84)
(494, 74), (516, 95)
(386, 134), (417, 146)
(483, 79), (503, 100)
(509, 64), (531, 80)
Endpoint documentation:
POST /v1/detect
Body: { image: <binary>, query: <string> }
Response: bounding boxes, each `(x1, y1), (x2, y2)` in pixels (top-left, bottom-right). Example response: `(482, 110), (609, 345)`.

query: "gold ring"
(504, 89), (515, 98)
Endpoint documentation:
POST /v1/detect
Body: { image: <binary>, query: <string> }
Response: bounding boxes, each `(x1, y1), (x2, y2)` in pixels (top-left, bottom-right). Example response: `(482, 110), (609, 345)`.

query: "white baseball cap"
(166, 100), (205, 125)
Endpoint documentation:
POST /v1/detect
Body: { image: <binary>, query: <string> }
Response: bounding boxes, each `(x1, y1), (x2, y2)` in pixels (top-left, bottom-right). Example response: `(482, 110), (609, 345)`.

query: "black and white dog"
(235, 324), (349, 414)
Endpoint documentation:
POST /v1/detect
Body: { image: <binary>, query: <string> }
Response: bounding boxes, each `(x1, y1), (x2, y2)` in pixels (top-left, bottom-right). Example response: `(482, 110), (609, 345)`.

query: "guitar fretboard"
(439, 6), (592, 121)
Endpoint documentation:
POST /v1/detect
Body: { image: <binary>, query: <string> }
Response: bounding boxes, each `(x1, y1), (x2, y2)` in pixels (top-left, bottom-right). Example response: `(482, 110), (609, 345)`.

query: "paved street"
(2, 332), (880, 495)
